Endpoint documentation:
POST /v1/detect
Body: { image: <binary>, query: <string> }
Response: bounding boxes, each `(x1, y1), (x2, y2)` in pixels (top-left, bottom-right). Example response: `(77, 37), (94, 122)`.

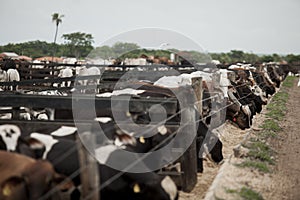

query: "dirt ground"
(180, 78), (300, 200)
(264, 79), (300, 200)
(180, 105), (257, 200)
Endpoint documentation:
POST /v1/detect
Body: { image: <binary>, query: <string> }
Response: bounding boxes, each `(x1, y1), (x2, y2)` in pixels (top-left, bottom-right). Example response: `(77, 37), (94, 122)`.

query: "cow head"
(234, 111), (250, 130)
(0, 125), (21, 151)
(226, 104), (251, 130)
(197, 121), (224, 171)
(206, 133), (223, 163)
(127, 175), (178, 200)
(0, 160), (73, 200)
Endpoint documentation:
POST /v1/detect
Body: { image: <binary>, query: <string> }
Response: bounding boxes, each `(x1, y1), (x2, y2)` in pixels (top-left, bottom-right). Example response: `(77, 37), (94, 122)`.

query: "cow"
(75, 66), (101, 93)
(0, 124), (179, 200)
(58, 67), (73, 88)
(266, 65), (281, 88)
(226, 101), (251, 130)
(252, 71), (276, 98)
(0, 151), (71, 200)
(226, 86), (252, 130)
(0, 68), (7, 84)
(6, 69), (20, 91)
(98, 78), (224, 171)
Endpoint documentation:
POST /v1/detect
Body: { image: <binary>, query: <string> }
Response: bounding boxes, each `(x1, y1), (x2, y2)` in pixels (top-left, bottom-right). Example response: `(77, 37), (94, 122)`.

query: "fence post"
(11, 107), (20, 120)
(192, 77), (203, 117)
(77, 132), (100, 200)
(178, 84), (198, 192)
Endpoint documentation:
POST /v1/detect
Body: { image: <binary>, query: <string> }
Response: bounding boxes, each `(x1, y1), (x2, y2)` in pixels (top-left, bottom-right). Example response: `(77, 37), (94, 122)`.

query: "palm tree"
(51, 13), (64, 59)
(52, 13), (64, 44)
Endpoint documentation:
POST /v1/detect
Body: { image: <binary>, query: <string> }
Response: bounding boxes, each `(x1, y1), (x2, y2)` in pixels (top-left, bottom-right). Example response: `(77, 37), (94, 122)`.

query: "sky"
(1, 0), (300, 54)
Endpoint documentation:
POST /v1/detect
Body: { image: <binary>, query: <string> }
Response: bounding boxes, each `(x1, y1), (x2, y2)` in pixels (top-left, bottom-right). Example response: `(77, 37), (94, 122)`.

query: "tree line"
(1, 39), (300, 64)
(0, 32), (94, 59)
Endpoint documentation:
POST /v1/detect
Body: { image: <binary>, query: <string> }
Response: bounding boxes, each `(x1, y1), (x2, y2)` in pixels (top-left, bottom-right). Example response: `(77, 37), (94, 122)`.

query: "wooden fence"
(0, 62), (206, 194)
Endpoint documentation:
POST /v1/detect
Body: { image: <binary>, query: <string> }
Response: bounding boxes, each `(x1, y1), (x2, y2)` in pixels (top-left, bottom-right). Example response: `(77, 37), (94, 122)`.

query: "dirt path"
(180, 78), (300, 200)
(201, 78), (300, 200)
(264, 79), (300, 200)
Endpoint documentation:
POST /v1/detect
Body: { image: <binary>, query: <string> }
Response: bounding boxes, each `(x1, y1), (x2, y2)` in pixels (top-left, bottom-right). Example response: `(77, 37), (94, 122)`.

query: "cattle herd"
(0, 59), (294, 200)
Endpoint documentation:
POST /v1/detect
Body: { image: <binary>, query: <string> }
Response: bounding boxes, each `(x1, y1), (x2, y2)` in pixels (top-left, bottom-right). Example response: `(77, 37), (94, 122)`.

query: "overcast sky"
(1, 0), (300, 54)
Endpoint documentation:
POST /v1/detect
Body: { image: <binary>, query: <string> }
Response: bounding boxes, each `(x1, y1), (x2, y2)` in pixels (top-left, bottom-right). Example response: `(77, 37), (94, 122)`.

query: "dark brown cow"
(0, 151), (71, 200)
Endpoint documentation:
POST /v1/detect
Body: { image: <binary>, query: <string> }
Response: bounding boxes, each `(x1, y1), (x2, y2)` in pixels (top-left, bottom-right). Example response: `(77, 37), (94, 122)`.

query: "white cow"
(58, 67), (73, 87)
(76, 66), (101, 93)
(0, 69), (7, 90)
(6, 69), (20, 90)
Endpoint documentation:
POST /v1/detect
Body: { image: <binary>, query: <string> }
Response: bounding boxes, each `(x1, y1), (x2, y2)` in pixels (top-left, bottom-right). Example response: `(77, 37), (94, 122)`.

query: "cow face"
(128, 176), (178, 200)
(0, 125), (21, 151)
(20, 160), (67, 200)
(207, 133), (223, 163)
(197, 121), (224, 168)
(226, 105), (251, 130)
(0, 176), (28, 200)
(234, 111), (251, 130)
(0, 160), (72, 200)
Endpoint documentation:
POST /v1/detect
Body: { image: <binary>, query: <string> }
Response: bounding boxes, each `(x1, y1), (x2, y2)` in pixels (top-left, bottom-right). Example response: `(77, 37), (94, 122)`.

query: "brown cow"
(0, 151), (72, 200)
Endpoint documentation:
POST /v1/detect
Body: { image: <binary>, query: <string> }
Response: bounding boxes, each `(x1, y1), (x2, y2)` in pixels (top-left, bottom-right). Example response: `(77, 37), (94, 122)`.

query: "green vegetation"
(282, 76), (297, 88)
(238, 76), (294, 174)
(1, 39), (300, 64)
(259, 130), (277, 138)
(260, 120), (281, 132)
(51, 13), (64, 44)
(239, 187), (264, 200)
(210, 50), (300, 64)
(62, 32), (94, 59)
(265, 91), (289, 121)
(246, 140), (274, 164)
(51, 13), (64, 57)
(237, 160), (270, 173)
(225, 187), (264, 200)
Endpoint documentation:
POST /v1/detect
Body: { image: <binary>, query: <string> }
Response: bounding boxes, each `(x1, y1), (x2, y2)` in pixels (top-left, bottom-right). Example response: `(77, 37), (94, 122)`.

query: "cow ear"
(1, 176), (26, 197)
(115, 129), (136, 146)
(24, 137), (46, 159)
(52, 174), (74, 192)
(26, 137), (45, 150)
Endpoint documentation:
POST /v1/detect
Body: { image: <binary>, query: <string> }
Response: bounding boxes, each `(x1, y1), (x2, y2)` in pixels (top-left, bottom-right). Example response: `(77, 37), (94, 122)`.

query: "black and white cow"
(0, 124), (178, 200)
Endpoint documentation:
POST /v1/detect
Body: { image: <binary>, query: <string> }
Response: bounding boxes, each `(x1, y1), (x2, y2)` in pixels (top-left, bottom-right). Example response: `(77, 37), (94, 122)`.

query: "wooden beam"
(192, 77), (203, 117)
(77, 132), (100, 200)
(0, 94), (178, 115)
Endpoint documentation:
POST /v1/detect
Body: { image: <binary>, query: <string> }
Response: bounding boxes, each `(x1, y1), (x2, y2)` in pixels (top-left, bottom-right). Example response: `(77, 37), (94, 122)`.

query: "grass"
(260, 130), (277, 138)
(239, 187), (264, 200)
(225, 187), (264, 200)
(237, 160), (270, 173)
(282, 76), (297, 88)
(246, 140), (274, 164)
(266, 92), (288, 121)
(228, 77), (294, 199)
(240, 77), (294, 172)
(260, 120), (281, 132)
(265, 109), (285, 121)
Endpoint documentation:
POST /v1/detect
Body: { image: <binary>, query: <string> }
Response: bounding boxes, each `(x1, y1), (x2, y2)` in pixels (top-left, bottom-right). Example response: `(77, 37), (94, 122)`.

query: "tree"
(229, 50), (246, 63)
(88, 45), (115, 60)
(111, 42), (140, 58)
(52, 13), (64, 45)
(62, 32), (94, 58)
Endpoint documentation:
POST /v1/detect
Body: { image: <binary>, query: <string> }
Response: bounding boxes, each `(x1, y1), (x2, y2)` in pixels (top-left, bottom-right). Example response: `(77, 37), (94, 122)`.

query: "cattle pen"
(0, 61), (294, 200)
(0, 61), (209, 199)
